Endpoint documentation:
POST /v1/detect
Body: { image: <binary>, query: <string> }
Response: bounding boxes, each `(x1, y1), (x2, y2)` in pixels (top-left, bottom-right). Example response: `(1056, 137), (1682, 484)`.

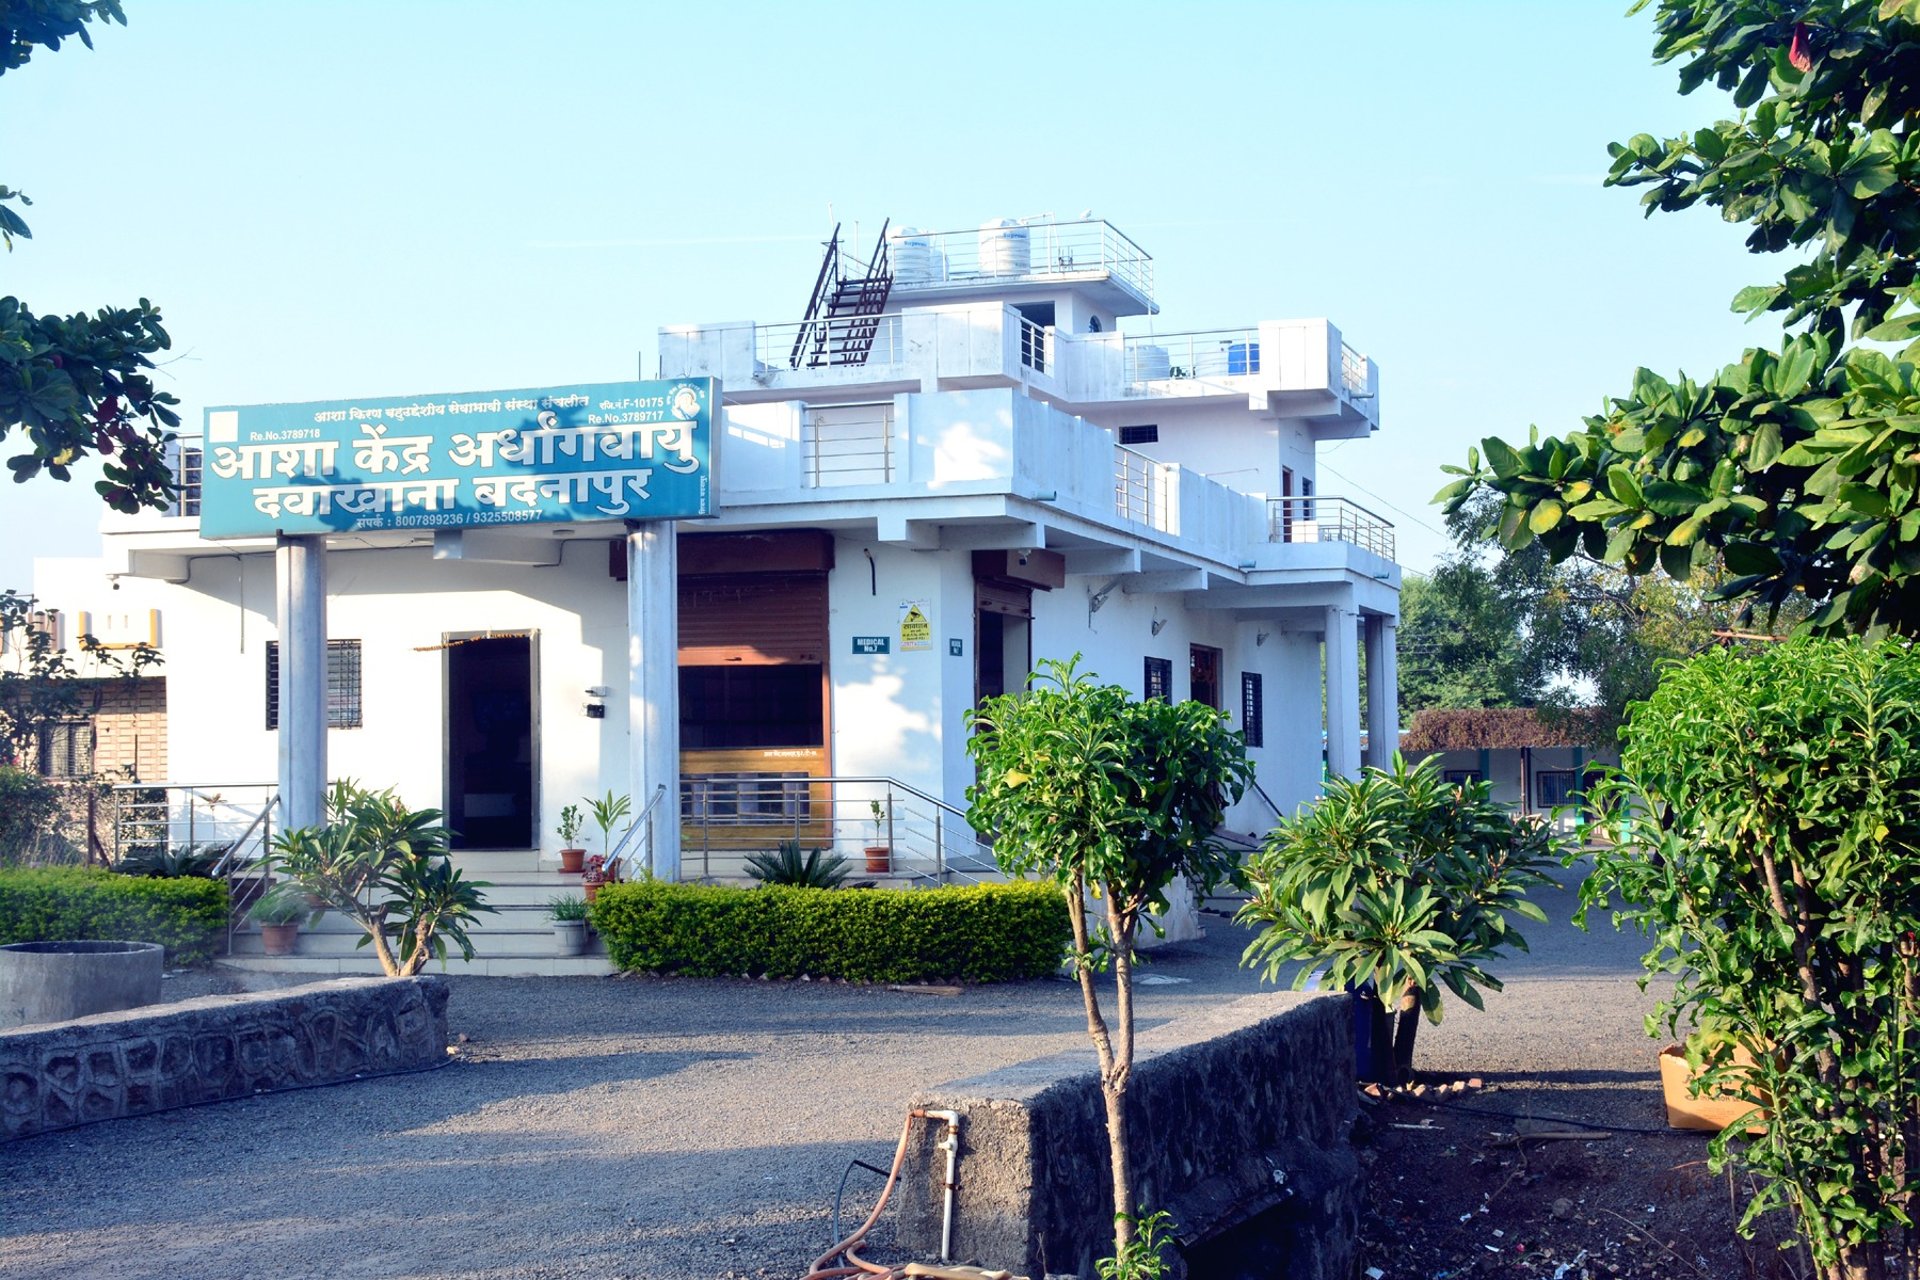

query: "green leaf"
(1749, 421), (1783, 469)
(1482, 437), (1525, 481)
(1608, 465), (1644, 507)
(1863, 313), (1920, 344)
(1723, 541), (1782, 575)
(1529, 500), (1564, 535)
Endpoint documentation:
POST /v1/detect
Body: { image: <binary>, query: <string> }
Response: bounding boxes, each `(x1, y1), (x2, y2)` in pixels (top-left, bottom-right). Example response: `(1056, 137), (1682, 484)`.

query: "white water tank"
(1131, 344), (1170, 382)
(889, 227), (934, 285)
(979, 218), (1031, 276)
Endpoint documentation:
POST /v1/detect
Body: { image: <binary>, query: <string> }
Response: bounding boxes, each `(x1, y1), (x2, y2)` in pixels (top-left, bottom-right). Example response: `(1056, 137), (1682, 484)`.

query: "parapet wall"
(0, 976), (449, 1142)
(901, 991), (1360, 1280)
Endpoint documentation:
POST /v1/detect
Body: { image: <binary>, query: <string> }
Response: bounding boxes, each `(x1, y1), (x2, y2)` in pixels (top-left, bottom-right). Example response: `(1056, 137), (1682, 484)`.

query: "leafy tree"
(1238, 754), (1557, 1087)
(267, 780), (495, 976)
(1582, 638), (1920, 1280)
(1397, 560), (1527, 716)
(1, 1), (180, 511)
(1441, 0), (1920, 637)
(965, 656), (1251, 1267)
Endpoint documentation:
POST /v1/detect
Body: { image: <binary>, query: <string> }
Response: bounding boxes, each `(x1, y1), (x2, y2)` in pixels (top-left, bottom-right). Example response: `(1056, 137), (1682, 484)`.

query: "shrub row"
(590, 880), (1070, 983)
(0, 868), (229, 966)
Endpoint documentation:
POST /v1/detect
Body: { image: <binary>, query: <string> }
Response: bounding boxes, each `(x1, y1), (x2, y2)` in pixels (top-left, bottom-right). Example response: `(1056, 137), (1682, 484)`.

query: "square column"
(1323, 605), (1361, 781)
(626, 522), (681, 879)
(1364, 615), (1399, 770)
(274, 535), (327, 832)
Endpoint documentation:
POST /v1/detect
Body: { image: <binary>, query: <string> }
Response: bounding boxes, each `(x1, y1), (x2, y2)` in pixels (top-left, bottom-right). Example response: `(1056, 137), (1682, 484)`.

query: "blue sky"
(1, 1), (1785, 588)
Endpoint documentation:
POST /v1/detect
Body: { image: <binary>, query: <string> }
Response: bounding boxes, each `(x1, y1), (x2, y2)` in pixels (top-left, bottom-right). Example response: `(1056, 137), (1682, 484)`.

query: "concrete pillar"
(626, 521), (681, 880)
(1323, 605), (1361, 780)
(274, 535), (327, 832)
(1363, 615), (1399, 770)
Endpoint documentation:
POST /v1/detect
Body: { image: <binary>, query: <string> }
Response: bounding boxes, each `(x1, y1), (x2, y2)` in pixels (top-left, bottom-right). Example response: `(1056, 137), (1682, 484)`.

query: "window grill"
(1118, 425), (1158, 445)
(1240, 672), (1264, 748)
(1144, 656), (1173, 702)
(266, 639), (363, 729)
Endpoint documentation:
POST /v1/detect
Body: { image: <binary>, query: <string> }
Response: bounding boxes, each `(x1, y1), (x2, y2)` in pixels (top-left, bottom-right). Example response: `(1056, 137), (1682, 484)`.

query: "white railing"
(754, 313), (907, 370)
(1268, 496), (1395, 559)
(1018, 317), (1051, 375)
(1340, 343), (1370, 396)
(806, 402), (894, 486)
(1115, 445), (1160, 527)
(110, 781), (279, 866)
(1122, 328), (1263, 383)
(896, 218), (1155, 305)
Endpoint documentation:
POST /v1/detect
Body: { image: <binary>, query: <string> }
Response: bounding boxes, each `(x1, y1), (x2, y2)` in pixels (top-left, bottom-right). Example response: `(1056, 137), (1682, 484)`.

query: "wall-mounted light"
(1150, 608), (1167, 636)
(1255, 631), (1270, 647)
(585, 686), (609, 719)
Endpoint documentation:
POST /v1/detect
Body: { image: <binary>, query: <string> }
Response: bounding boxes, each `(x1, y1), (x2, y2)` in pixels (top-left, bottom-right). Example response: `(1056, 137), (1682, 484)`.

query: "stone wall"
(900, 991), (1360, 1280)
(0, 976), (448, 1142)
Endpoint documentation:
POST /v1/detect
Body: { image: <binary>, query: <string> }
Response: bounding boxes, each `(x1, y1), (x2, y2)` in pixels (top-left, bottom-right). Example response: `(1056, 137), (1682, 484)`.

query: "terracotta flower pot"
(558, 848), (586, 874)
(583, 880), (604, 902)
(259, 923), (299, 957)
(1659, 1044), (1767, 1133)
(864, 846), (892, 875)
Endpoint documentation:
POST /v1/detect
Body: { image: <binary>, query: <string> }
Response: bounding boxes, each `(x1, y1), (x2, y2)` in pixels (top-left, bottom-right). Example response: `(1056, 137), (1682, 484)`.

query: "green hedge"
(590, 880), (1070, 983)
(0, 868), (229, 966)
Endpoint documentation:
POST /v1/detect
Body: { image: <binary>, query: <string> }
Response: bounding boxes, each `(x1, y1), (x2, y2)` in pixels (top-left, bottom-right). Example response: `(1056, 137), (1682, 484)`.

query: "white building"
(33, 215), (1401, 970)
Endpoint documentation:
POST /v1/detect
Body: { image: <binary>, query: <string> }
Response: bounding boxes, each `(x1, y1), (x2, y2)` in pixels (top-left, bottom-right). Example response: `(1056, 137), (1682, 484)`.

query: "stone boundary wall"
(0, 976), (449, 1142)
(900, 991), (1360, 1280)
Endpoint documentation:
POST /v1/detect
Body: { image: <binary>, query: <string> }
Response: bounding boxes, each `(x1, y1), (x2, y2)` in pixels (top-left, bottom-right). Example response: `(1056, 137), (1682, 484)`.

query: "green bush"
(0, 867), (228, 965)
(0, 766), (60, 865)
(590, 880), (1069, 983)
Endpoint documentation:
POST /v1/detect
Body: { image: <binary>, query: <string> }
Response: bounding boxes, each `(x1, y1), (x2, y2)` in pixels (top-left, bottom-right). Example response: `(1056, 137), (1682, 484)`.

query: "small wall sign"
(852, 636), (890, 655)
(949, 638), (964, 657)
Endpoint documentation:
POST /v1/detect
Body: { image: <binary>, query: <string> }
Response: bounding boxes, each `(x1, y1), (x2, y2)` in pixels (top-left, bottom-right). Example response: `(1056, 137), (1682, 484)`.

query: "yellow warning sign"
(899, 599), (932, 652)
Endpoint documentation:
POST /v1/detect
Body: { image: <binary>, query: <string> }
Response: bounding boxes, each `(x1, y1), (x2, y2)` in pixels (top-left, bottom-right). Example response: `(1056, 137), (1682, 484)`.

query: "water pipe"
(805, 1107), (965, 1280)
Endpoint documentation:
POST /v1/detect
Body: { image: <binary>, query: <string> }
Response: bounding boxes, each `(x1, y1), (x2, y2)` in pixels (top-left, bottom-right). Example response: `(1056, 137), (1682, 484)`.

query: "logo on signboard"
(196, 378), (717, 540)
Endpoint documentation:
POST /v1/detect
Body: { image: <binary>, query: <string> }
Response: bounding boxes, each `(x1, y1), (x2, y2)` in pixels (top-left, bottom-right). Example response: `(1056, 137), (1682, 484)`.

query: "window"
(679, 665), (823, 750)
(170, 445), (203, 518)
(37, 720), (92, 778)
(1239, 673), (1264, 747)
(1442, 769), (1485, 787)
(1535, 770), (1580, 809)
(1144, 656), (1173, 701)
(1118, 425), (1158, 446)
(265, 640), (363, 729)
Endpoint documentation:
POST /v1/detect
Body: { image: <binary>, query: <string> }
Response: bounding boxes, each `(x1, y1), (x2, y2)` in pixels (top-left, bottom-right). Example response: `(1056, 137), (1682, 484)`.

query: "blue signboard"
(198, 378), (716, 539)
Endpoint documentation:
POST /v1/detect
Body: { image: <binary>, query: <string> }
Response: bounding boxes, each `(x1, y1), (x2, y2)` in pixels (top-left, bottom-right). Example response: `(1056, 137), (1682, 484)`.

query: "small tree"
(1581, 637), (1920, 1280)
(268, 780), (494, 976)
(1238, 754), (1557, 1086)
(965, 656), (1251, 1268)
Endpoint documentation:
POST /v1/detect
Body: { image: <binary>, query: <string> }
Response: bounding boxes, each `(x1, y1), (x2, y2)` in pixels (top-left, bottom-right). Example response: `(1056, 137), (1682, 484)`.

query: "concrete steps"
(225, 849), (617, 977)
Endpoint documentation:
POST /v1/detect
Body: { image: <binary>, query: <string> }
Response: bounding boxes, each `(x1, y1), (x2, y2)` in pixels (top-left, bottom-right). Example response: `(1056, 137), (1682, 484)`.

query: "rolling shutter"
(679, 573), (828, 665)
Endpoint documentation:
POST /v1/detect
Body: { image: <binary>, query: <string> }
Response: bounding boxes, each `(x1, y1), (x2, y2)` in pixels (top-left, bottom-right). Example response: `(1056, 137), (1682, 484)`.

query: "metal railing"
(605, 783), (669, 881)
(677, 774), (998, 886)
(1114, 445), (1163, 528)
(1267, 496), (1395, 559)
(109, 782), (279, 867)
(1018, 317), (1050, 375)
(1340, 342), (1370, 396)
(1123, 328), (1264, 383)
(805, 402), (895, 486)
(893, 218), (1155, 304)
(756, 313), (906, 370)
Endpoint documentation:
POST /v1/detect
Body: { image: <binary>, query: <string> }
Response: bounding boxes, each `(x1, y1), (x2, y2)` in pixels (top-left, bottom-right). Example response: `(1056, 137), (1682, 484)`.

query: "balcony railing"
(1340, 342), (1370, 396)
(1122, 328), (1263, 383)
(805, 402), (895, 486)
(895, 218), (1155, 306)
(753, 313), (906, 370)
(1268, 496), (1395, 559)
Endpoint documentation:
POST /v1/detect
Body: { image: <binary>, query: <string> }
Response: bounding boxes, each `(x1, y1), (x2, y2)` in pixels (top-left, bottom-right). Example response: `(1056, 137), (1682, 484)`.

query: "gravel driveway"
(0, 866), (1666, 1280)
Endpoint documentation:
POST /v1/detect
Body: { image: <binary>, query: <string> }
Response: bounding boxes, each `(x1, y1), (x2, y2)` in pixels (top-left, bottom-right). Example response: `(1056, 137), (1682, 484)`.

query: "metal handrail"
(209, 794), (280, 880)
(606, 783), (668, 881)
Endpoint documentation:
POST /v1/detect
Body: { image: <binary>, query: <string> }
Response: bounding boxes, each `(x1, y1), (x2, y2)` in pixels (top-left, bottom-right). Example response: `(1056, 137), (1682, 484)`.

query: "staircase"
(224, 850), (616, 977)
(790, 220), (894, 369)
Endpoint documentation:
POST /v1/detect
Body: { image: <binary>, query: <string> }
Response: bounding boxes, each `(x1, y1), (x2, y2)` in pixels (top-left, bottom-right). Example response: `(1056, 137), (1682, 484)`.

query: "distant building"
(1400, 707), (1615, 828)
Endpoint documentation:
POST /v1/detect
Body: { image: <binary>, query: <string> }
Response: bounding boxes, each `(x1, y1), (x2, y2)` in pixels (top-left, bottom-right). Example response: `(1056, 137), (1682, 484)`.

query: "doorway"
(445, 633), (536, 850)
(1190, 644), (1222, 709)
(976, 582), (1033, 704)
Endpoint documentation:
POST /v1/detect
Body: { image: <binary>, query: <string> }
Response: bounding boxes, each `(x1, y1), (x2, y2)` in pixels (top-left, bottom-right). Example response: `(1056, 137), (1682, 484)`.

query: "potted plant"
(586, 790), (631, 868)
(548, 894), (590, 956)
(581, 854), (610, 903)
(863, 797), (891, 874)
(555, 803), (586, 874)
(249, 884), (309, 956)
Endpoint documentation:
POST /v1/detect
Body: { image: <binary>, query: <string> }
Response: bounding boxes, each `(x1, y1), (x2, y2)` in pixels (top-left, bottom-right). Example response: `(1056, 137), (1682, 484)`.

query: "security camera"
(1016, 550), (1032, 566)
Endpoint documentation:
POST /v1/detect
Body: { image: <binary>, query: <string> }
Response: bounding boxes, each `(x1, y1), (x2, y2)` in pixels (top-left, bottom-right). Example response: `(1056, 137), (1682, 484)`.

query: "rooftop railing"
(1268, 496), (1395, 560)
(754, 313), (906, 371)
(895, 218), (1154, 306)
(1122, 328), (1263, 383)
